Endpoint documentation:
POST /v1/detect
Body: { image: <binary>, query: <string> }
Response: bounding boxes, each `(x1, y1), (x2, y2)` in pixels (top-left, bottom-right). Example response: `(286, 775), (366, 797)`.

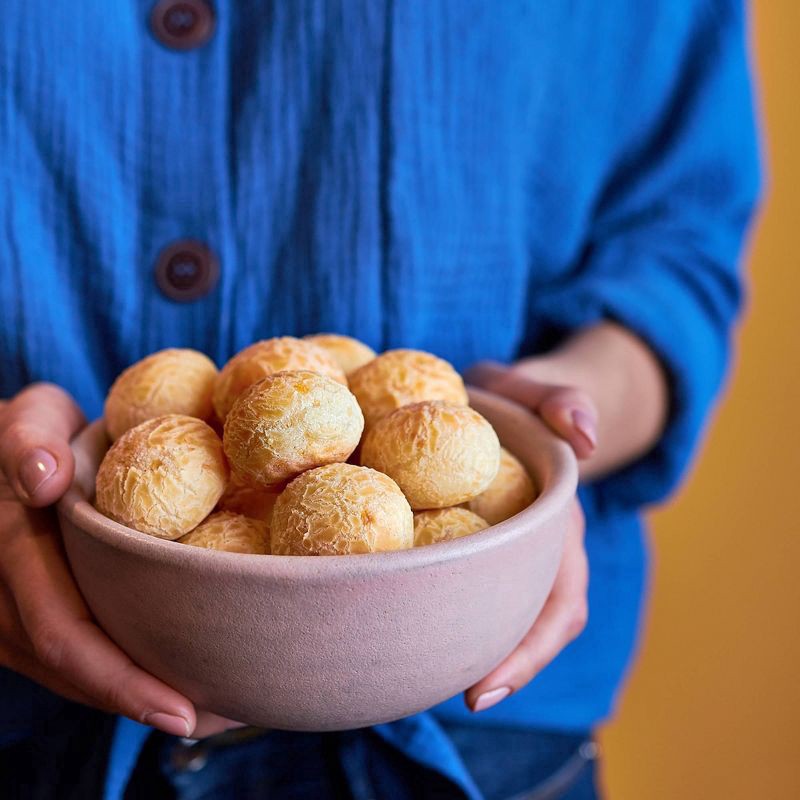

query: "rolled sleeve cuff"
(530, 252), (736, 513)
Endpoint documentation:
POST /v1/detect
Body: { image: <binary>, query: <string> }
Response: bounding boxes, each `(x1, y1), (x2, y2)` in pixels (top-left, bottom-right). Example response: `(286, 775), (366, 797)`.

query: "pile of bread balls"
(94, 335), (537, 556)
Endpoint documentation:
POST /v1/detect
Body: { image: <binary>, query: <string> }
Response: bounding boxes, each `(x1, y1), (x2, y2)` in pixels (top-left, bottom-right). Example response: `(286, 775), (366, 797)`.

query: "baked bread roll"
(216, 474), (280, 526)
(223, 370), (364, 488)
(360, 400), (500, 509)
(270, 463), (413, 555)
(104, 348), (217, 441)
(467, 447), (537, 524)
(413, 507), (489, 547)
(213, 336), (347, 421)
(304, 333), (376, 376)
(348, 349), (468, 431)
(178, 511), (270, 554)
(95, 415), (228, 540)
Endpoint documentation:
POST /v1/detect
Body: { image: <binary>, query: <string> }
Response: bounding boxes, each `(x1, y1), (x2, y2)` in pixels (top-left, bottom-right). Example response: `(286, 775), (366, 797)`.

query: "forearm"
(515, 322), (669, 481)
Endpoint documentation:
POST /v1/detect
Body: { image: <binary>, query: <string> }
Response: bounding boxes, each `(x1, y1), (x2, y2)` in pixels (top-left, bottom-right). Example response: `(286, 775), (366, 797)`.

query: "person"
(0, 1), (760, 798)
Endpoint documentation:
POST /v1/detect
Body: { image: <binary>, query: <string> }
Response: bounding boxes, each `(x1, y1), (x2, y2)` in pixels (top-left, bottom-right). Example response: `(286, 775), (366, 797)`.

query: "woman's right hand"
(0, 383), (235, 738)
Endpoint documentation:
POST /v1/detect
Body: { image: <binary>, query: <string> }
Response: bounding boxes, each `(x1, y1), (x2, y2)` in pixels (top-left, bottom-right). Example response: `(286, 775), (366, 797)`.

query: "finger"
(0, 578), (100, 708)
(0, 383), (86, 507)
(490, 373), (597, 458)
(1, 652), (104, 710)
(4, 521), (198, 737)
(0, 643), (101, 710)
(2, 539), (241, 737)
(193, 711), (248, 739)
(536, 386), (598, 459)
(465, 510), (588, 711)
(467, 363), (597, 458)
(464, 361), (547, 401)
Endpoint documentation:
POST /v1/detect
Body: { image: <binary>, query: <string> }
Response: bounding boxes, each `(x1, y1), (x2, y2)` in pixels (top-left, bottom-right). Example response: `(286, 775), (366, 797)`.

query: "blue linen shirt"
(0, 1), (760, 796)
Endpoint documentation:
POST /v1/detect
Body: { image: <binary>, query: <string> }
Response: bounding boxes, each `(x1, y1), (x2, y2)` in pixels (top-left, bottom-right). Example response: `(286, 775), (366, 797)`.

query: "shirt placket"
(136, 0), (235, 364)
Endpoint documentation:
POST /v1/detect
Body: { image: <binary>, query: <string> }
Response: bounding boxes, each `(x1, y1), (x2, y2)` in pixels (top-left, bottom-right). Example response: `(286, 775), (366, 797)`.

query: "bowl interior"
(60, 387), (576, 575)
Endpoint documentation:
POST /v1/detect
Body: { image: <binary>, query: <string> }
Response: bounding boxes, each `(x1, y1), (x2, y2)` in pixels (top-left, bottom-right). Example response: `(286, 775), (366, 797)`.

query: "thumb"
(466, 361), (597, 459)
(0, 383), (86, 507)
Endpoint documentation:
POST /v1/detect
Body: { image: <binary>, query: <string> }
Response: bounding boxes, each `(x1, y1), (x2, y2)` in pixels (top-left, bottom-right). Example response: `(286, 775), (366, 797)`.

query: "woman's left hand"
(462, 361), (595, 712)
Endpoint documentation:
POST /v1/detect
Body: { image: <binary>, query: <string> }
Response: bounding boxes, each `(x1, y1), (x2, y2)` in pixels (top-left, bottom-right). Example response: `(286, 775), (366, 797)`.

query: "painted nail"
(143, 712), (192, 737)
(472, 686), (511, 712)
(19, 449), (58, 498)
(571, 410), (597, 451)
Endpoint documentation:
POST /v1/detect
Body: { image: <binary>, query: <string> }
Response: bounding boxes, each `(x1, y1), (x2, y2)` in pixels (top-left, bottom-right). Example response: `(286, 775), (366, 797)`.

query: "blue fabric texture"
(104, 718), (152, 800)
(0, 0), (760, 797)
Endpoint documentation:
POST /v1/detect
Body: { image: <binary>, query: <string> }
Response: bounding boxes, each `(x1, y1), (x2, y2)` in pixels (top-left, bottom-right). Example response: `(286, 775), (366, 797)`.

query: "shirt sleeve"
(527, 1), (762, 513)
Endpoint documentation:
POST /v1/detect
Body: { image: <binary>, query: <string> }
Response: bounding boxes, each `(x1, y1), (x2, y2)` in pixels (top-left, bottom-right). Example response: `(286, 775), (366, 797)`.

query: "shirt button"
(154, 240), (219, 302)
(150, 0), (215, 51)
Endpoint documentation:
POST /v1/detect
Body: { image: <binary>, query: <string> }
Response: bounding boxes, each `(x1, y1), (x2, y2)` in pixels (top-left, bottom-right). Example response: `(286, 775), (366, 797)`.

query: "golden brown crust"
(413, 507), (489, 547)
(95, 415), (228, 540)
(178, 511), (270, 554)
(348, 349), (468, 431)
(304, 334), (376, 376)
(467, 447), (537, 524)
(222, 371), (364, 488)
(216, 474), (280, 526)
(213, 337), (347, 421)
(104, 349), (218, 441)
(270, 463), (413, 555)
(360, 401), (500, 510)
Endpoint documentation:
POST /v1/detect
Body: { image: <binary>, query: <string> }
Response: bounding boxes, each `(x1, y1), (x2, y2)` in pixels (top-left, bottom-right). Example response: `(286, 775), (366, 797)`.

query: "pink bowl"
(56, 388), (577, 731)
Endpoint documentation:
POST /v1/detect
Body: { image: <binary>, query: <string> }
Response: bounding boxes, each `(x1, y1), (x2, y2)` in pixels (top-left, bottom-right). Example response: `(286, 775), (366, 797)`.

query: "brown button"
(155, 240), (219, 302)
(150, 0), (215, 51)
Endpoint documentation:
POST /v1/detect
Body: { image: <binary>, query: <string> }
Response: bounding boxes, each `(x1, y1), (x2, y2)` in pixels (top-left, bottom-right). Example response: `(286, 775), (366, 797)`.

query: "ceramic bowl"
(56, 388), (577, 731)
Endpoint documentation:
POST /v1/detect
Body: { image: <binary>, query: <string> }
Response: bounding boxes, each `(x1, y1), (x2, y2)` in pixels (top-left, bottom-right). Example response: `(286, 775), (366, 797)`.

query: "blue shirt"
(0, 1), (760, 797)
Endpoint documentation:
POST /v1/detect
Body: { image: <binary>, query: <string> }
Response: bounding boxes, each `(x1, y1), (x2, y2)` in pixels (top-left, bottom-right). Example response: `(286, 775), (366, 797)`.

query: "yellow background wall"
(599, 3), (800, 797)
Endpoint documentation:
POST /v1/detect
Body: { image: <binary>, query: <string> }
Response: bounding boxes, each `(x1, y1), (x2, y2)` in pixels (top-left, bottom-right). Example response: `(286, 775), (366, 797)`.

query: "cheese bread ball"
(467, 447), (537, 524)
(223, 371), (364, 488)
(304, 333), (376, 376)
(178, 511), (270, 555)
(95, 415), (228, 540)
(104, 348), (217, 441)
(271, 463), (413, 555)
(413, 508), (489, 547)
(216, 474), (280, 526)
(360, 401), (500, 510)
(213, 337), (347, 421)
(348, 349), (468, 431)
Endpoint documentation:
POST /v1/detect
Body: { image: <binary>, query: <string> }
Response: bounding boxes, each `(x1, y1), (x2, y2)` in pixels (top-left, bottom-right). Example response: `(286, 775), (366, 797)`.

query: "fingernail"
(143, 712), (192, 737)
(571, 410), (597, 451)
(472, 686), (511, 713)
(19, 449), (58, 497)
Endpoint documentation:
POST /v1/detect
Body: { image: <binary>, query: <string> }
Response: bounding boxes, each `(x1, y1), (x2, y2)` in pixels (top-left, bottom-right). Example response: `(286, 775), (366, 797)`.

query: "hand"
(0, 384), (239, 738)
(465, 360), (598, 459)
(463, 361), (594, 712)
(469, 322), (668, 481)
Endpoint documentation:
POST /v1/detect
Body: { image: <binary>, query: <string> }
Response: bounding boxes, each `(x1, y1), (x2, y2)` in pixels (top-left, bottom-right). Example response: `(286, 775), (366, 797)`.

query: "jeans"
(442, 722), (598, 800)
(125, 724), (599, 800)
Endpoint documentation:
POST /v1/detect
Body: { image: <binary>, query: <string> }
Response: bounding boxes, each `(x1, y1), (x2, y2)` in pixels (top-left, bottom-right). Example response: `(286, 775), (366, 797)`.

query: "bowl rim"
(57, 387), (578, 579)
